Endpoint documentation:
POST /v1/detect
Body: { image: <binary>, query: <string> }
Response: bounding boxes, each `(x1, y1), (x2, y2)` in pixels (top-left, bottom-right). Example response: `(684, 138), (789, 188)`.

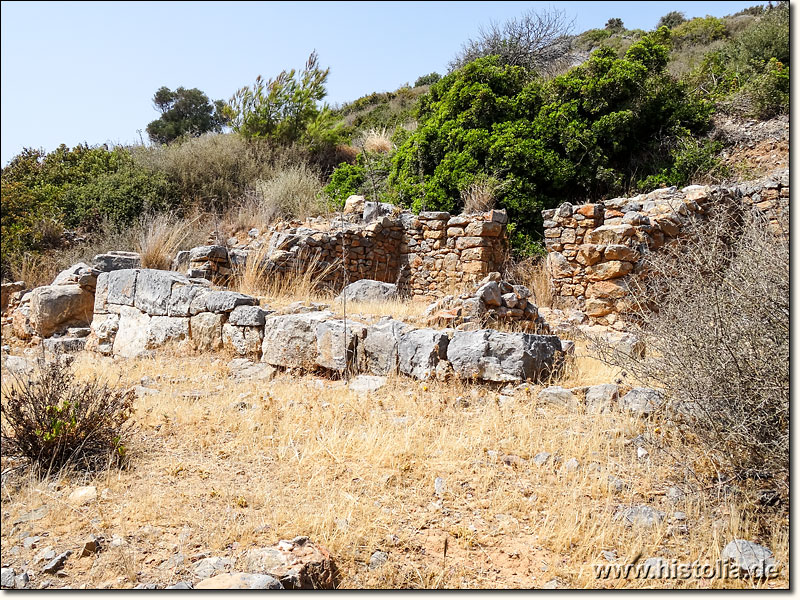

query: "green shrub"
(414, 72), (441, 87)
(1, 358), (135, 473)
(672, 16), (728, 47)
(390, 30), (712, 249)
(736, 58), (789, 119)
(146, 86), (228, 144)
(657, 11), (687, 29)
(324, 161), (365, 205)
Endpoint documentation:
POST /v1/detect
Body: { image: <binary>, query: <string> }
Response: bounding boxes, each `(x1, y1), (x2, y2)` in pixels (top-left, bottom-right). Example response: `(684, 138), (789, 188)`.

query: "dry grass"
(0, 349), (787, 589)
(460, 179), (499, 214)
(136, 213), (199, 271)
(506, 257), (553, 309)
(253, 163), (332, 223)
(360, 128), (393, 154)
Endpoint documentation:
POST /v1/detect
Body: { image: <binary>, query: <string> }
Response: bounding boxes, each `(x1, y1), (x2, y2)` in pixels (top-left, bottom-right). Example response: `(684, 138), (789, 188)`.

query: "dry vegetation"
(0, 346), (787, 589)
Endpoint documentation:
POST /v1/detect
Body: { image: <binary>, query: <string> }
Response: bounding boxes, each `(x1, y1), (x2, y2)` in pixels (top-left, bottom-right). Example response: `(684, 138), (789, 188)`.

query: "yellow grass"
(0, 347), (788, 589)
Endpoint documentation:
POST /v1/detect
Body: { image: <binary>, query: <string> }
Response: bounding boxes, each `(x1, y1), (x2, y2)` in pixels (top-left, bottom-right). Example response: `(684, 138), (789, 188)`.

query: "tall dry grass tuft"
(231, 244), (339, 305)
(460, 176), (504, 214)
(360, 128), (393, 154)
(506, 257), (553, 308)
(136, 213), (199, 271)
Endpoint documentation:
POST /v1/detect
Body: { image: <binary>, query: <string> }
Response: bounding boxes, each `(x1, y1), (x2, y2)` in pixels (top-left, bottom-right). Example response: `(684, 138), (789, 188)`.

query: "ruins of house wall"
(542, 168), (789, 325)
(87, 268), (565, 384)
(176, 208), (509, 301)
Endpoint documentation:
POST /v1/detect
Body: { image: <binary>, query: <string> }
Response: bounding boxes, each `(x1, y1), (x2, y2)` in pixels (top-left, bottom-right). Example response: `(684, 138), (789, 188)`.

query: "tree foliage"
(657, 10), (687, 29)
(391, 30), (713, 253)
(449, 7), (575, 76)
(227, 51), (343, 148)
(146, 86), (228, 144)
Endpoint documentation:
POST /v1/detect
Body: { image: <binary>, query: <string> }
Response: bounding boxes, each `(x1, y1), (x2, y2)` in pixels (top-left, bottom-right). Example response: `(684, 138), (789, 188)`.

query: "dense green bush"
(146, 86), (228, 144)
(414, 72), (441, 87)
(671, 16), (728, 47)
(390, 30), (712, 253)
(657, 11), (687, 29)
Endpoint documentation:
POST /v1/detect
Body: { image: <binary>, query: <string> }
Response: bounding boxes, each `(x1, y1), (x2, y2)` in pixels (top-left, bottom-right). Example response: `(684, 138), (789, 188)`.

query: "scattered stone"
(585, 384), (618, 414)
(721, 539), (775, 578)
(240, 537), (337, 589)
(532, 452), (551, 466)
(93, 252), (141, 273)
(562, 457), (580, 472)
(637, 447), (649, 460)
(22, 535), (42, 549)
(348, 375), (387, 394)
(134, 583), (159, 590)
(666, 486), (686, 503)
(165, 581), (193, 589)
(195, 573), (283, 590)
(601, 550), (618, 562)
(193, 557), (235, 579)
(14, 505), (49, 525)
(68, 486), (97, 506)
(79, 535), (102, 557)
(3, 355), (35, 376)
(14, 572), (29, 589)
(617, 505), (666, 528)
(1, 568), (14, 589)
(537, 386), (578, 408)
(434, 477), (445, 497)
(42, 550), (71, 574)
(369, 551), (388, 570)
(673, 511), (687, 521)
(542, 578), (562, 589)
(34, 546), (56, 564)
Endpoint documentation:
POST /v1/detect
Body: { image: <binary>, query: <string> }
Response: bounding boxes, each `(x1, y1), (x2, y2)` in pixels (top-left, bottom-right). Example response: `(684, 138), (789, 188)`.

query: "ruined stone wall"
(542, 168), (789, 325)
(183, 208), (509, 301)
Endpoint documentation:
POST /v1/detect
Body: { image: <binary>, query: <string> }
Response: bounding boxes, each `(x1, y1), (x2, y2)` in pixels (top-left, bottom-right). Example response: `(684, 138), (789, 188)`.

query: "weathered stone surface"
(167, 284), (209, 317)
(190, 312), (226, 351)
(619, 388), (664, 416)
(189, 245), (228, 262)
(228, 305), (269, 327)
(398, 328), (449, 380)
(363, 201), (394, 222)
(537, 386), (578, 408)
(338, 280), (398, 302)
(1, 568), (15, 589)
(721, 539), (775, 578)
(134, 270), (190, 316)
(89, 313), (119, 354)
(616, 505), (665, 528)
(52, 262), (95, 287)
(361, 319), (409, 375)
(547, 252), (576, 279)
(106, 266), (139, 304)
(195, 573), (283, 590)
(585, 384), (619, 414)
(240, 537), (338, 589)
(222, 323), (263, 357)
(447, 330), (563, 383)
(2, 355), (35, 376)
(348, 375), (387, 394)
(43, 336), (87, 354)
(92, 251), (141, 272)
(29, 285), (94, 337)
(315, 319), (367, 371)
(262, 312), (333, 368)
(68, 486), (97, 506)
(586, 260), (633, 281)
(147, 316), (189, 349)
(603, 244), (639, 262)
(343, 194), (366, 215)
(1, 281), (26, 312)
(203, 291), (258, 313)
(476, 281), (501, 307)
(584, 225), (635, 245)
(587, 280), (629, 299)
(112, 306), (151, 358)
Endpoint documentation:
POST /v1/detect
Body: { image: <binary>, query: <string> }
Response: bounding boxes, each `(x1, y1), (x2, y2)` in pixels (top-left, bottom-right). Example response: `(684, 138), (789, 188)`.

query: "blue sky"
(1, 1), (763, 166)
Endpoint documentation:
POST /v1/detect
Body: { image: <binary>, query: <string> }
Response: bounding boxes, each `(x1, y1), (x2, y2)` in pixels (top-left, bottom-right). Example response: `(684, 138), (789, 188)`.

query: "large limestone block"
(134, 269), (190, 316)
(397, 328), (449, 380)
(262, 312), (333, 368)
(190, 312), (226, 351)
(447, 329), (563, 382)
(112, 306), (151, 358)
(222, 323), (264, 357)
(361, 319), (410, 375)
(315, 319), (367, 371)
(28, 285), (94, 338)
(92, 251), (141, 272)
(584, 224), (635, 245)
(106, 269), (138, 306)
(337, 280), (398, 303)
(147, 316), (190, 349)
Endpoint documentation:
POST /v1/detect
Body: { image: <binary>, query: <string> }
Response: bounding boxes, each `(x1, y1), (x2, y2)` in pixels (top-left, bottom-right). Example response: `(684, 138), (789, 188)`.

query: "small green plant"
(1, 358), (135, 473)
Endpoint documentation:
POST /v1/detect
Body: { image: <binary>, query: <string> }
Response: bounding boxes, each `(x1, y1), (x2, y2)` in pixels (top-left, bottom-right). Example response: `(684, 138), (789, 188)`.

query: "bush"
(324, 161), (366, 205)
(671, 16), (728, 47)
(146, 86), (228, 145)
(601, 209), (788, 483)
(390, 31), (713, 249)
(1, 358), (135, 473)
(254, 162), (330, 221)
(414, 72), (441, 87)
(657, 11), (687, 29)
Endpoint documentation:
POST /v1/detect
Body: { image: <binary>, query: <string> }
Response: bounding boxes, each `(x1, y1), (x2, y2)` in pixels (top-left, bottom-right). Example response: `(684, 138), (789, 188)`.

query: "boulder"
(447, 330), (563, 383)
(619, 387), (664, 416)
(585, 384), (619, 414)
(28, 285), (94, 338)
(537, 386), (578, 408)
(88, 313), (119, 355)
(721, 539), (775, 578)
(43, 337), (87, 354)
(337, 280), (398, 303)
(189, 245), (228, 263)
(363, 201), (394, 222)
(239, 537), (337, 589)
(1, 281), (26, 313)
(262, 312), (333, 368)
(51, 263), (98, 290)
(106, 269), (138, 306)
(343, 195), (366, 215)
(315, 319), (367, 371)
(476, 281), (501, 307)
(167, 284), (210, 317)
(92, 251), (141, 272)
(397, 328), (449, 380)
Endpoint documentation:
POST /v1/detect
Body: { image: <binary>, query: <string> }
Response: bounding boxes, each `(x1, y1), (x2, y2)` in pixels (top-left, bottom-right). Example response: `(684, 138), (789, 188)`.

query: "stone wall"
(87, 268), (565, 384)
(177, 207), (510, 302)
(542, 168), (789, 325)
